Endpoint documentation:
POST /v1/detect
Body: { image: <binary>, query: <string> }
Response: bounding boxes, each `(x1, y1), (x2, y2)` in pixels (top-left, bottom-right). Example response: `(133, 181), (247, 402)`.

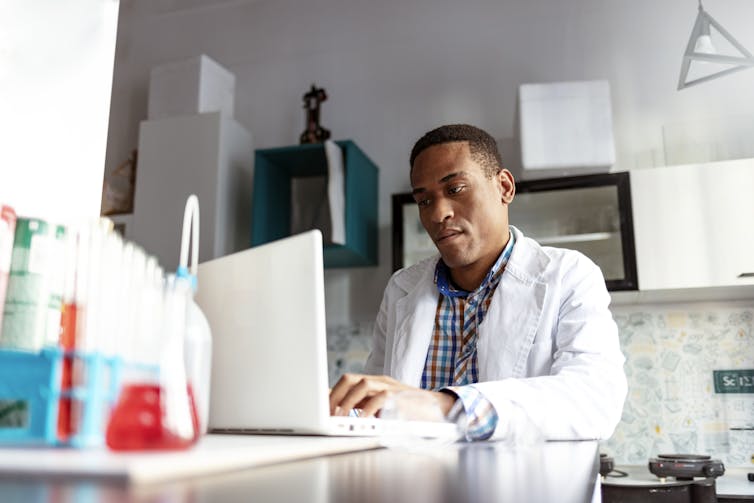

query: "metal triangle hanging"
(678, 3), (754, 90)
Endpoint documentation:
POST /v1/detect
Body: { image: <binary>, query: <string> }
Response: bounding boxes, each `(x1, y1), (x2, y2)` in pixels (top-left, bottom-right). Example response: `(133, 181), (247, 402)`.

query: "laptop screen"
(196, 230), (331, 431)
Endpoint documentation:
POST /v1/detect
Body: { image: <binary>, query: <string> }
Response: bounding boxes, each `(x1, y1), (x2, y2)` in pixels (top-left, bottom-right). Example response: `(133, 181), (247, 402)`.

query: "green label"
(0, 400), (29, 427)
(713, 369), (754, 393)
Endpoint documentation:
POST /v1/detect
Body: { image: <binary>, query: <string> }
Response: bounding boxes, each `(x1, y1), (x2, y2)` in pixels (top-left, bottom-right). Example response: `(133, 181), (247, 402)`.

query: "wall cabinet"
(630, 158), (754, 292)
(393, 162), (754, 301)
(392, 172), (638, 291)
(510, 172), (637, 291)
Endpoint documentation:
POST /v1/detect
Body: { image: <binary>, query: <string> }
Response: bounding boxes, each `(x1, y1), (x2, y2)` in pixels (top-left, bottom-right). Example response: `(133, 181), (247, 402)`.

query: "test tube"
(116, 242), (135, 364)
(42, 224), (66, 348)
(57, 225), (79, 442)
(97, 231), (123, 358)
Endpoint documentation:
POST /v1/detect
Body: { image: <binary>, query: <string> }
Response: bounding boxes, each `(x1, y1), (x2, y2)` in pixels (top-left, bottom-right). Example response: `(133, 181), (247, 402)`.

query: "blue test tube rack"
(0, 347), (122, 447)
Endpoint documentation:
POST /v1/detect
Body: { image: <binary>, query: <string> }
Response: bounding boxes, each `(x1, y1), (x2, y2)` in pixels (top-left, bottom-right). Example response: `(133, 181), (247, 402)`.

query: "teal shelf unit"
(251, 140), (378, 268)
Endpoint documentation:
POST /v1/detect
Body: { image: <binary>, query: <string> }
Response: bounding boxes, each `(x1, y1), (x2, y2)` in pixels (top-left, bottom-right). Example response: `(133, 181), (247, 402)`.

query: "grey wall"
(106, 0), (754, 324)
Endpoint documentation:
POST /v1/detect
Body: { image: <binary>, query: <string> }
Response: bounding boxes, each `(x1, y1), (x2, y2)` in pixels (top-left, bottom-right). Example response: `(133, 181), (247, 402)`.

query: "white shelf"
(610, 284), (754, 306)
(536, 231), (616, 246)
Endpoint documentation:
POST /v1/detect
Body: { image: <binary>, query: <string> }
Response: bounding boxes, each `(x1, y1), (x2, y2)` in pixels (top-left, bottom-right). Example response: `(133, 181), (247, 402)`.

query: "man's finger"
(359, 390), (390, 418)
(337, 378), (373, 414)
(329, 373), (363, 414)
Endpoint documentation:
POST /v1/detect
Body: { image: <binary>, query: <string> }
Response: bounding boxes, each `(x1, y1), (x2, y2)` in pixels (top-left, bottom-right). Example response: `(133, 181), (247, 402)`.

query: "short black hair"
(409, 124), (503, 178)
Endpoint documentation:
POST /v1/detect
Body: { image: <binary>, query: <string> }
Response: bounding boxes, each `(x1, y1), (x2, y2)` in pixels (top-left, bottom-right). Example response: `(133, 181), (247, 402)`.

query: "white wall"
(105, 0), (754, 323)
(0, 0), (119, 223)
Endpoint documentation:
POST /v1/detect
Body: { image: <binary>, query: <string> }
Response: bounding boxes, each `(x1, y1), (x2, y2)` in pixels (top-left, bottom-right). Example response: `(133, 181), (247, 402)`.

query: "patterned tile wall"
(327, 303), (754, 467)
(603, 302), (754, 467)
(326, 322), (373, 386)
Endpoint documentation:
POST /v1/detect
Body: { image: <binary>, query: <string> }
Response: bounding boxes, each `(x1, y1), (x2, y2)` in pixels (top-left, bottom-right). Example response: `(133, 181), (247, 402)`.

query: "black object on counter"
(600, 453), (615, 477)
(603, 477), (718, 503)
(649, 454), (725, 480)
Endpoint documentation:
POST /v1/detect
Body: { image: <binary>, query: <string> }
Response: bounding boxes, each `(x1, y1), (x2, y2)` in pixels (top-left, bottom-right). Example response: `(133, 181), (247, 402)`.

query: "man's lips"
(435, 228), (463, 243)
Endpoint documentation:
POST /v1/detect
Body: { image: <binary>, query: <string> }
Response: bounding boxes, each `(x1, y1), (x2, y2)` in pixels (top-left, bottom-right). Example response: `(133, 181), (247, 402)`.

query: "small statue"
(299, 84), (331, 144)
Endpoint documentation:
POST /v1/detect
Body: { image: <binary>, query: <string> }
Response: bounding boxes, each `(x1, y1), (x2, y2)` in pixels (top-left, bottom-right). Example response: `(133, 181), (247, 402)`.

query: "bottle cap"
(176, 265), (197, 291)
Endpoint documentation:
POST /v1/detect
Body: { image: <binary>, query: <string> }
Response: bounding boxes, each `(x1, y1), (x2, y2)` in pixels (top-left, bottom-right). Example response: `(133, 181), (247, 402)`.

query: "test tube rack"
(0, 347), (122, 447)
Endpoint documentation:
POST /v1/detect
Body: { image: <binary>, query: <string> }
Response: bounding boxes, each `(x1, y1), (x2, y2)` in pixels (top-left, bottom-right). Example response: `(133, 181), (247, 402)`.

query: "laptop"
(196, 230), (457, 438)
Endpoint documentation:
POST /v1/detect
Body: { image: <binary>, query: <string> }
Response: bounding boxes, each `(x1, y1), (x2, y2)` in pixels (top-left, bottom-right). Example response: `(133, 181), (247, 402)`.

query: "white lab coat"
(364, 226), (627, 441)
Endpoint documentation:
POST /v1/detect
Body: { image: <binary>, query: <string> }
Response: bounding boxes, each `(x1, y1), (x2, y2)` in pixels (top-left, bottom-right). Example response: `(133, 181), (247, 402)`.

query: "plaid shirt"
(420, 231), (515, 440)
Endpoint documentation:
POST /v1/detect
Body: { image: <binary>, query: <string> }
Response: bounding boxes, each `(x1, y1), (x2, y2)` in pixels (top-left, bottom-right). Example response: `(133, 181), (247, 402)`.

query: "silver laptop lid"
(196, 230), (331, 431)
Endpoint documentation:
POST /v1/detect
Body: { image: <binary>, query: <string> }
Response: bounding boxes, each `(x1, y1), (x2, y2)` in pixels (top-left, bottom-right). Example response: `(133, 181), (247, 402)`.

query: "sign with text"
(713, 369), (754, 394)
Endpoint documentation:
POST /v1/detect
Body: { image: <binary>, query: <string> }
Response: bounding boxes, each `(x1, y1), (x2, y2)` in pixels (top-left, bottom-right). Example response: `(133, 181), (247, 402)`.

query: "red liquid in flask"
(106, 383), (200, 451)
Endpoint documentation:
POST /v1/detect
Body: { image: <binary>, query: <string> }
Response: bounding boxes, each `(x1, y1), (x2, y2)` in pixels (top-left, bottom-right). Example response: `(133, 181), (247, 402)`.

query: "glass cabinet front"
(391, 171), (637, 291)
(510, 172), (637, 290)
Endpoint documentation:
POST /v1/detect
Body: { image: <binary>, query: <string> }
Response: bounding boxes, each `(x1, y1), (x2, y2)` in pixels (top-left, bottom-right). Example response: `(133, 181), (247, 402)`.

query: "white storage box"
(131, 112), (253, 271)
(148, 55), (235, 120)
(519, 80), (615, 180)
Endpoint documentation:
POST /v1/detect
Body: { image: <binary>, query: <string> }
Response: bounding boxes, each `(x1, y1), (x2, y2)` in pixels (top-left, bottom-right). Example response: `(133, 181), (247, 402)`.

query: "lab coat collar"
(391, 256), (438, 383)
(504, 226), (551, 285)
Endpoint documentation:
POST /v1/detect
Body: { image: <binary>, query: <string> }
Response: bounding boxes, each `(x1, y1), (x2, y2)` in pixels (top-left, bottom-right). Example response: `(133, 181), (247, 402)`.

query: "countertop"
(0, 436), (601, 503)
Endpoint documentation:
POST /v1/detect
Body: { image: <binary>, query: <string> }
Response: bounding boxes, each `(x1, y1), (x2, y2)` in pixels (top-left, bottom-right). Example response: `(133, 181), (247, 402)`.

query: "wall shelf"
(251, 140), (378, 268)
(536, 232), (616, 246)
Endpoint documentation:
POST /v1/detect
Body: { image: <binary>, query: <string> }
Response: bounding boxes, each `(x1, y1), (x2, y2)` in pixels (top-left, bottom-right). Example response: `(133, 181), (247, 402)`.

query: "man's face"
(410, 141), (514, 271)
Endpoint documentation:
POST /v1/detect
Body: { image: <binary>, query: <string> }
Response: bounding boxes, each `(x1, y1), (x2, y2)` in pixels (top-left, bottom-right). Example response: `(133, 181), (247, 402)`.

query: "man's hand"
(329, 373), (457, 418)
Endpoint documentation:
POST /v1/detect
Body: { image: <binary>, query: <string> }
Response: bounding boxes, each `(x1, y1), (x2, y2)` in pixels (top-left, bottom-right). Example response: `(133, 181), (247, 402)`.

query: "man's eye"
(417, 198), (430, 207)
(448, 185), (464, 195)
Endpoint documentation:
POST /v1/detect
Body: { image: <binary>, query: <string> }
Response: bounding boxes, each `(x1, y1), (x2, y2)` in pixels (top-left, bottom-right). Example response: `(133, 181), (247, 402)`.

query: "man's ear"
(498, 169), (515, 204)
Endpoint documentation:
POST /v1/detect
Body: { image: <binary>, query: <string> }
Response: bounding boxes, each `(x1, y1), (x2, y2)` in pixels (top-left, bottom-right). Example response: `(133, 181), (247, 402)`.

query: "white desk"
(0, 435), (381, 484)
(0, 437), (601, 502)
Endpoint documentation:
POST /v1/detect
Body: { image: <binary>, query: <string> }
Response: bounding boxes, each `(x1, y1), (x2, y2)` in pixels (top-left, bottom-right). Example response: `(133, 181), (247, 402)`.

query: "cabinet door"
(630, 159), (754, 290)
(392, 193), (434, 271)
(510, 172), (637, 291)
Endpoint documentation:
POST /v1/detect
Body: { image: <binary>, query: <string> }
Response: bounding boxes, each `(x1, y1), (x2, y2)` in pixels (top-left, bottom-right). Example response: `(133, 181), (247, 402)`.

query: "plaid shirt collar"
(434, 230), (516, 298)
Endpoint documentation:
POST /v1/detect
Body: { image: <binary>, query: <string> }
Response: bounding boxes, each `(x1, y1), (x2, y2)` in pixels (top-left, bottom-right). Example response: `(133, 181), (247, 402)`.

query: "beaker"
(106, 273), (199, 451)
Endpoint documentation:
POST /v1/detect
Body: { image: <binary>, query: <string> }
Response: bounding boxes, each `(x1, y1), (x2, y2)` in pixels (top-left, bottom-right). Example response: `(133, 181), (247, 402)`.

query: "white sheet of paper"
(325, 140), (346, 245)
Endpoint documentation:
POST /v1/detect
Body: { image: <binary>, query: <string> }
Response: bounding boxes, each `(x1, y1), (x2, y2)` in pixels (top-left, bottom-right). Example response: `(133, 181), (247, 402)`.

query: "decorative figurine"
(299, 84), (331, 144)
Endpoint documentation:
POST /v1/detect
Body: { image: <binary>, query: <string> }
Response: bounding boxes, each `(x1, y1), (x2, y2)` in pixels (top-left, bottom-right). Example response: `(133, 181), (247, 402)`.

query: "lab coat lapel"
(390, 259), (438, 386)
(479, 227), (549, 379)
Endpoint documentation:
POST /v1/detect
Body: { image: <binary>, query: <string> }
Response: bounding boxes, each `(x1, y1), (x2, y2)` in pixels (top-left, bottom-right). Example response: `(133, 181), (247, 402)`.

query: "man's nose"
(430, 198), (453, 224)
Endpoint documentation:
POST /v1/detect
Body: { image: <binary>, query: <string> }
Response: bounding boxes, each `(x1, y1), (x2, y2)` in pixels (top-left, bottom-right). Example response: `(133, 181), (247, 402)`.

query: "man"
(329, 124), (627, 441)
